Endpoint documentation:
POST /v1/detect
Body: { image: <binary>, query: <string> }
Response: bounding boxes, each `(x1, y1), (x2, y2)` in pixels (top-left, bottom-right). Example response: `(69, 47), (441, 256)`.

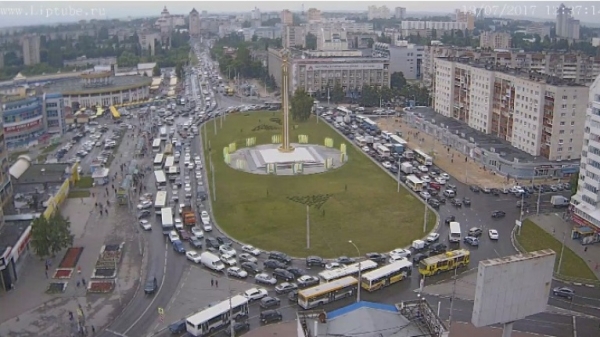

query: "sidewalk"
(528, 214), (600, 282)
(377, 116), (509, 189)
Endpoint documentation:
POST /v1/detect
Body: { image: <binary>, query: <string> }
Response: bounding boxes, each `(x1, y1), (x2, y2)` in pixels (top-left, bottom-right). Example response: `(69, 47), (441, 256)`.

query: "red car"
(429, 182), (442, 190)
(178, 230), (190, 241)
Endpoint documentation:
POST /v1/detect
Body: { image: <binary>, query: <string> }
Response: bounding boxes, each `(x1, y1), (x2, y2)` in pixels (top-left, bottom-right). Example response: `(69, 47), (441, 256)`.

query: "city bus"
(361, 259), (413, 292)
(298, 276), (358, 309)
(389, 135), (408, 147)
(362, 118), (378, 131)
(154, 170), (167, 188)
(414, 149), (433, 166)
(154, 191), (168, 215)
(318, 260), (378, 283)
(159, 127), (168, 140)
(152, 139), (162, 153)
(161, 207), (174, 232)
(164, 143), (173, 156)
(164, 156), (175, 169)
(153, 154), (165, 170)
(167, 166), (179, 181)
(336, 106), (353, 115)
(185, 295), (249, 336)
(405, 175), (424, 192)
(418, 249), (470, 277)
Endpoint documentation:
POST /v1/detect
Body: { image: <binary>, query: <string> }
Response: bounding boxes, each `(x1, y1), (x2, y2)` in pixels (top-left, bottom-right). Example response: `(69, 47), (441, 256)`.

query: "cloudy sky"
(0, 1), (598, 27)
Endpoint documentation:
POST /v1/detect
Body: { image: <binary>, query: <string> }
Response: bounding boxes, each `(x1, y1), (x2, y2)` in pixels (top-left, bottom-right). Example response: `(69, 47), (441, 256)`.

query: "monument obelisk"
(279, 49), (294, 153)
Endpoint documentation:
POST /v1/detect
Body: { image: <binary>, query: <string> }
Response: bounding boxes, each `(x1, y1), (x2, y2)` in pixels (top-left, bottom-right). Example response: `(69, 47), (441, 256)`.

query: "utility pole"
(213, 110), (217, 135)
(423, 198), (428, 233)
(210, 157), (216, 202)
(557, 231), (567, 274)
(448, 266), (458, 329)
(306, 205), (310, 249)
(348, 241), (361, 302)
(227, 274), (235, 337)
(518, 193), (525, 235)
(397, 167), (401, 192)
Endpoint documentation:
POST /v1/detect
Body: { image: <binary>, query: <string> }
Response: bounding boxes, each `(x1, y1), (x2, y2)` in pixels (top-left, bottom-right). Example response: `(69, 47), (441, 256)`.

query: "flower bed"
(58, 247), (84, 269)
(46, 282), (68, 294)
(91, 268), (117, 279)
(53, 268), (73, 279)
(87, 280), (115, 294)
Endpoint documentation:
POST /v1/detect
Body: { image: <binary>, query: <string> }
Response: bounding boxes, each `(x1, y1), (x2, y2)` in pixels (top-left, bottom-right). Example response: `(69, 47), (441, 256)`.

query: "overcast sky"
(0, 1), (598, 28)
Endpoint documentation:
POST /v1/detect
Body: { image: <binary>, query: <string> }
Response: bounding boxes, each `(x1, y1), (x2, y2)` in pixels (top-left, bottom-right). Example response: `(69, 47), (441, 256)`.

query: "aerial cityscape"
(0, 2), (599, 337)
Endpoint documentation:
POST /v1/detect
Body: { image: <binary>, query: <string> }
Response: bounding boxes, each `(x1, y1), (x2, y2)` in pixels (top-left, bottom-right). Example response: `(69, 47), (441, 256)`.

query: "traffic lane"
(576, 316), (600, 336)
(548, 295), (600, 317)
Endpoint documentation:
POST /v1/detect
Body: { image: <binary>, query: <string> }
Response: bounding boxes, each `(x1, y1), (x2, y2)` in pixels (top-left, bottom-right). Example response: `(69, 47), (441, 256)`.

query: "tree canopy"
(290, 88), (313, 122)
(30, 212), (74, 258)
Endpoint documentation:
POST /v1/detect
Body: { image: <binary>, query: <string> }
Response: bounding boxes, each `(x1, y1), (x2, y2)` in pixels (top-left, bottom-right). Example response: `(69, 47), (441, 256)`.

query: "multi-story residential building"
(307, 8), (321, 22)
(281, 10), (294, 26)
(1, 95), (46, 149)
(139, 30), (160, 56)
(21, 34), (40, 66)
(316, 29), (348, 51)
(372, 42), (423, 80)
(0, 100), (12, 208)
(455, 10), (475, 30)
(282, 26), (306, 49)
(434, 57), (588, 161)
(556, 3), (580, 40)
(44, 93), (66, 135)
(479, 31), (512, 50)
(400, 21), (467, 37)
(394, 7), (406, 20)
(525, 23), (552, 38)
(571, 75), (600, 234)
(268, 48), (390, 98)
(155, 6), (185, 34)
(304, 20), (374, 35)
(189, 8), (201, 38)
(368, 6), (391, 20)
(251, 7), (261, 20)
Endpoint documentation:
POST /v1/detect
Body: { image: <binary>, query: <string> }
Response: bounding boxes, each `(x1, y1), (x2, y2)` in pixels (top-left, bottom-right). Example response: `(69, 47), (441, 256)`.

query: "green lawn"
(75, 176), (94, 189)
(517, 219), (598, 281)
(67, 190), (91, 198)
(9, 150), (29, 162)
(203, 111), (436, 257)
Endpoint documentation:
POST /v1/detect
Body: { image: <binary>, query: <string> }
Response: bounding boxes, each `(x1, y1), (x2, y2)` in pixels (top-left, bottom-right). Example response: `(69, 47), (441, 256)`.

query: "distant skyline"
(0, 1), (599, 28)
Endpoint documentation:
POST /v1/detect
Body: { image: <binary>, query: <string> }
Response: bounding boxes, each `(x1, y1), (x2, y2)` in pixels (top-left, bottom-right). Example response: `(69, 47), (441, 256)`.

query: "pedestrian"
(45, 263), (49, 271)
(76, 280), (80, 287)
(45, 270), (48, 279)
(211, 279), (214, 287)
(215, 280), (218, 288)
(584, 246), (588, 252)
(82, 278), (86, 286)
(100, 209), (103, 216)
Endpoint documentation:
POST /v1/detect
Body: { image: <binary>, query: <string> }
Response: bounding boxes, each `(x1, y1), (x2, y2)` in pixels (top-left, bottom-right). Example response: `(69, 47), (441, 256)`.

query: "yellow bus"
(163, 143), (173, 155)
(361, 259), (413, 292)
(298, 276), (357, 309)
(110, 106), (121, 119)
(418, 249), (470, 277)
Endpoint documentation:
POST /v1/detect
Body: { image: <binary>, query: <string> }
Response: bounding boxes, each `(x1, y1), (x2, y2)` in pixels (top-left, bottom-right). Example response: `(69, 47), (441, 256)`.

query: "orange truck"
(182, 205), (196, 226)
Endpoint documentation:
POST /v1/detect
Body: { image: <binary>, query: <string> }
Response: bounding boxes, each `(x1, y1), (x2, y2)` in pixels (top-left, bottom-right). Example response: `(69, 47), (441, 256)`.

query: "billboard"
(5, 118), (42, 133)
(306, 63), (384, 71)
(471, 249), (555, 327)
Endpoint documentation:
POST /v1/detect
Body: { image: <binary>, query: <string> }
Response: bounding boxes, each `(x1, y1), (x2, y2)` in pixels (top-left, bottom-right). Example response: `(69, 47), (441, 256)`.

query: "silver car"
(255, 273), (277, 285)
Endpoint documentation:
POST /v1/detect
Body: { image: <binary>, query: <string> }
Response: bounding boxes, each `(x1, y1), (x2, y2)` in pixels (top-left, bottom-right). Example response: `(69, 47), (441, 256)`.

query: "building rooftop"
(0, 220), (31, 259)
(15, 163), (69, 185)
(44, 75), (151, 95)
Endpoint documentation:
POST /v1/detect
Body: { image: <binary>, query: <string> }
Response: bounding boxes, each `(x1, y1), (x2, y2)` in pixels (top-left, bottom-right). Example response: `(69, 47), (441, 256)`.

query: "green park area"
(517, 219), (598, 281)
(203, 111), (436, 257)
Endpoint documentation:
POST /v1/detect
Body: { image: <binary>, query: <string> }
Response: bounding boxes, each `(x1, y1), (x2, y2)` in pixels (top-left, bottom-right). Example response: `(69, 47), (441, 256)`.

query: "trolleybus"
(185, 295), (249, 336)
(361, 260), (413, 292)
(318, 260), (378, 283)
(298, 276), (358, 309)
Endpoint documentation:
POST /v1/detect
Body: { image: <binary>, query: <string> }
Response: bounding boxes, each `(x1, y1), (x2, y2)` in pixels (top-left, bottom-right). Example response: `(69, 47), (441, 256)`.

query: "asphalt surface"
(91, 44), (600, 337)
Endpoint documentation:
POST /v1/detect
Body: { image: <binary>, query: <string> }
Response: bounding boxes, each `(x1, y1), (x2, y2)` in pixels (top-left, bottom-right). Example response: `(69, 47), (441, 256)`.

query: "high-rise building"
(434, 58), (589, 161)
(189, 8), (201, 38)
(21, 34), (40, 66)
(368, 6), (391, 20)
(394, 7), (406, 20)
(316, 29), (348, 51)
(0, 99), (12, 208)
(372, 42), (423, 80)
(556, 3), (580, 40)
(455, 9), (475, 30)
(281, 10), (294, 26)
(282, 26), (306, 49)
(479, 31), (512, 50)
(571, 75), (600, 233)
(307, 8), (321, 22)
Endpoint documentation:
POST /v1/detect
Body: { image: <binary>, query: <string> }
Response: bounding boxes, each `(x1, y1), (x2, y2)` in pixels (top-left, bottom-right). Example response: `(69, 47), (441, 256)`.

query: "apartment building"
(394, 7), (406, 20)
(282, 26), (306, 49)
(455, 10), (475, 30)
(307, 8), (322, 22)
(434, 58), (588, 161)
(525, 23), (551, 38)
(21, 34), (40, 66)
(479, 31), (512, 50)
(0, 100), (12, 208)
(556, 3), (580, 40)
(400, 21), (467, 37)
(372, 42), (423, 80)
(281, 10), (294, 26)
(571, 75), (600, 233)
(316, 29), (348, 51)
(368, 6), (391, 20)
(189, 8), (201, 38)
(304, 21), (374, 35)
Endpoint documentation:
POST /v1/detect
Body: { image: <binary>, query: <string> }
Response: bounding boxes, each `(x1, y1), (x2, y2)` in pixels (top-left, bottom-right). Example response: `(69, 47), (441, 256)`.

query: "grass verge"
(75, 176), (94, 189)
(517, 219), (598, 281)
(68, 190), (91, 198)
(204, 111), (436, 257)
(41, 143), (61, 154)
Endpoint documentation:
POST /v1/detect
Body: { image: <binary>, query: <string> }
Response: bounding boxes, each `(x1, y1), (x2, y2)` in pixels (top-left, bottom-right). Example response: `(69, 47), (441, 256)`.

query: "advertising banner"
(5, 118), (42, 133)
(306, 63), (384, 71)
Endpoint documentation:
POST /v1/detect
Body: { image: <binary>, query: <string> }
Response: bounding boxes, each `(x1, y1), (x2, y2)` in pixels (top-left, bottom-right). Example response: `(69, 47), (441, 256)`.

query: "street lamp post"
(423, 197), (429, 233)
(348, 240), (361, 303)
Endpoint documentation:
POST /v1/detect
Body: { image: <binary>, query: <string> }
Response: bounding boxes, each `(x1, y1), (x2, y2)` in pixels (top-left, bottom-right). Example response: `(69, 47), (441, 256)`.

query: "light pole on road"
(348, 240), (361, 303)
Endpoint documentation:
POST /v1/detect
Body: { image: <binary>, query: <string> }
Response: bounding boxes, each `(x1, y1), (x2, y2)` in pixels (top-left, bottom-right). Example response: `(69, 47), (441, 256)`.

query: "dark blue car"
(172, 240), (185, 254)
(168, 319), (186, 334)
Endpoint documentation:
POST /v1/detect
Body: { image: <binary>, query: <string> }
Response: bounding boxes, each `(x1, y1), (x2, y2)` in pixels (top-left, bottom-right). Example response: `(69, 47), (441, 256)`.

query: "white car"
(184, 184), (192, 192)
(362, 146), (370, 152)
(186, 251), (202, 263)
(174, 217), (183, 230)
(168, 231), (180, 243)
(418, 165), (429, 173)
(241, 245), (261, 256)
(419, 191), (431, 199)
(239, 253), (258, 263)
(137, 200), (152, 209)
(440, 173), (450, 180)
(488, 229), (499, 240)
(420, 175), (431, 183)
(200, 211), (210, 225)
(219, 245), (236, 256)
(435, 177), (446, 185)
(255, 273), (277, 285)
(243, 287), (268, 301)
(325, 262), (342, 270)
(426, 233), (440, 242)
(139, 220), (152, 231)
(382, 161), (392, 169)
(191, 227), (204, 238)
(178, 203), (186, 214)
(389, 254), (408, 264)
(203, 222), (212, 232)
(389, 248), (411, 258)
(227, 267), (248, 279)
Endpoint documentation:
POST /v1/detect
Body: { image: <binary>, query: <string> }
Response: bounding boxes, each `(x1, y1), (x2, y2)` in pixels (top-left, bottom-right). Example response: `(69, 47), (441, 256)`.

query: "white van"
(449, 222), (461, 243)
(200, 252), (224, 271)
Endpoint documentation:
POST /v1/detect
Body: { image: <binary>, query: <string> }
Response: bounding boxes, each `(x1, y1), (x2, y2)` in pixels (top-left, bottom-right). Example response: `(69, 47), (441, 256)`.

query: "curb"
(510, 223), (598, 288)
(199, 110), (440, 261)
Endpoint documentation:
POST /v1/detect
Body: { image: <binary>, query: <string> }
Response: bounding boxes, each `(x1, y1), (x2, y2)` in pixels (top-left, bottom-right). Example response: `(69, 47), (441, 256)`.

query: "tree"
(305, 33), (317, 50)
(390, 72), (407, 90)
(152, 64), (161, 77)
(360, 86), (380, 107)
(30, 213), (74, 258)
(175, 62), (184, 79)
(331, 82), (345, 103)
(570, 173), (579, 196)
(290, 88), (313, 122)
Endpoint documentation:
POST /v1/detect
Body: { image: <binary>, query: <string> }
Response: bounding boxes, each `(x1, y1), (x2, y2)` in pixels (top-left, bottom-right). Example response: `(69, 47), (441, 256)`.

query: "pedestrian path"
(528, 214), (600, 282)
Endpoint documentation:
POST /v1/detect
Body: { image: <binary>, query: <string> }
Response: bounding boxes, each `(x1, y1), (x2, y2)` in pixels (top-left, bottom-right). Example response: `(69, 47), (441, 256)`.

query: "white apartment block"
(394, 7), (406, 19)
(571, 75), (600, 232)
(400, 21), (467, 37)
(304, 21), (373, 35)
(434, 58), (588, 161)
(372, 42), (423, 80)
(479, 31), (512, 50)
(282, 26), (306, 49)
(368, 6), (391, 20)
(317, 29), (348, 51)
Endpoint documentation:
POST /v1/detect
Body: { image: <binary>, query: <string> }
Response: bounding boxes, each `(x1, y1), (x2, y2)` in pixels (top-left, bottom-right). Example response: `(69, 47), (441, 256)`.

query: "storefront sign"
(306, 63), (384, 71)
(13, 227), (31, 261)
(5, 118), (42, 133)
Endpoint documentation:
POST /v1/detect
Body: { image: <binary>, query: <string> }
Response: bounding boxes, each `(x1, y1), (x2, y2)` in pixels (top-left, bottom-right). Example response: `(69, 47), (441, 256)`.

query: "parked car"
(264, 259), (287, 270)
(227, 267), (248, 279)
(241, 245), (261, 256)
(260, 310), (283, 325)
(241, 262), (262, 274)
(306, 256), (325, 267)
(552, 287), (574, 300)
(269, 251), (292, 264)
(255, 273), (277, 285)
(273, 268), (295, 282)
(239, 253), (258, 263)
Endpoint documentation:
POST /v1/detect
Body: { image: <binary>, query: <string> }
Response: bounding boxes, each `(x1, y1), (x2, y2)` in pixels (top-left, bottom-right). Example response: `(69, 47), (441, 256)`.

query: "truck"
(401, 162), (414, 174)
(182, 205), (196, 226)
(200, 252), (225, 272)
(550, 195), (570, 208)
(364, 135), (374, 146)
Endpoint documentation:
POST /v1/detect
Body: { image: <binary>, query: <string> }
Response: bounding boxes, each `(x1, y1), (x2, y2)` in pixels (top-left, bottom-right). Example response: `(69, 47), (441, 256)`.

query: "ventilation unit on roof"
(490, 147), (496, 153)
